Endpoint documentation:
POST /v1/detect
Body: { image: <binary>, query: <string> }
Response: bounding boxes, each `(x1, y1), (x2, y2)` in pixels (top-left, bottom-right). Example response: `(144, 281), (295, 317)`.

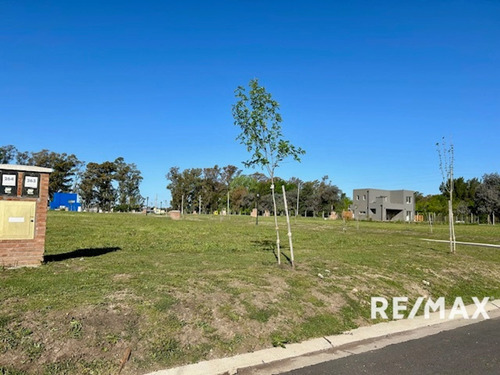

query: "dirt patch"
(0, 302), (141, 375)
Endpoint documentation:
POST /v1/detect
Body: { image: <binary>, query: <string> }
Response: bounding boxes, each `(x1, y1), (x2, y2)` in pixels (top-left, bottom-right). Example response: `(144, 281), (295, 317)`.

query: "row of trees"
(0, 145), (143, 212)
(415, 174), (500, 223)
(166, 165), (349, 216)
(79, 157), (143, 212)
(1, 145), (83, 198)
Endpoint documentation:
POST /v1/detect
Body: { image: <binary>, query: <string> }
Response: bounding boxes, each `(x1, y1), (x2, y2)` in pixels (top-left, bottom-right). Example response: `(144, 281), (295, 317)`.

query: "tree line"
(166, 165), (349, 216)
(3, 144), (498, 221)
(415, 174), (500, 223)
(0, 145), (143, 212)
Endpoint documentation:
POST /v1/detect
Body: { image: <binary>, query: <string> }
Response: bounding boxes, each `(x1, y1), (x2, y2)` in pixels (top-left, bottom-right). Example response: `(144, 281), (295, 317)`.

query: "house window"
(406, 196), (412, 204)
(356, 195), (360, 200)
(363, 195), (366, 200)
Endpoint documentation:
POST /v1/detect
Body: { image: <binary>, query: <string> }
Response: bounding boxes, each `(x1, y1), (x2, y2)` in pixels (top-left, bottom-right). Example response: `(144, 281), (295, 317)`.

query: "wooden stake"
(282, 185), (294, 268)
(271, 182), (281, 265)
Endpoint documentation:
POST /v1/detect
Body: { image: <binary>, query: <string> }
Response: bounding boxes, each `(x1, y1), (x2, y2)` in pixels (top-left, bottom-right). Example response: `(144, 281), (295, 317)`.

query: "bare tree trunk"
(282, 185), (294, 268)
(271, 180), (281, 265)
(428, 212), (433, 234)
(448, 200), (456, 253)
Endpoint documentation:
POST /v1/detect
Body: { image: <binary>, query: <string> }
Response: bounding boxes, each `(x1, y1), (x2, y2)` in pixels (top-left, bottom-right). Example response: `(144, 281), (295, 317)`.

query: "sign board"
(0, 170), (18, 196)
(22, 173), (40, 198)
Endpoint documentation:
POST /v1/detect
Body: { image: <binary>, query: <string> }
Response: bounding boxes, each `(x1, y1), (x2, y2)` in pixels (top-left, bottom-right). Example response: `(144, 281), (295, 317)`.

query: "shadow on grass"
(251, 240), (293, 266)
(44, 247), (121, 263)
(252, 239), (275, 251)
(280, 251), (292, 266)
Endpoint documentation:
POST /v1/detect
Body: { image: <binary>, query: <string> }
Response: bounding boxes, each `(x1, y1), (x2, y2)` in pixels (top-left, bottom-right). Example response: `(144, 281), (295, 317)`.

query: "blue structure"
(50, 192), (81, 212)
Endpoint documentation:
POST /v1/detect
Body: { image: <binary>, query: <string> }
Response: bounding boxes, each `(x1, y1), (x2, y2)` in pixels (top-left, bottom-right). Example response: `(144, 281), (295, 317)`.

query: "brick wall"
(0, 172), (50, 268)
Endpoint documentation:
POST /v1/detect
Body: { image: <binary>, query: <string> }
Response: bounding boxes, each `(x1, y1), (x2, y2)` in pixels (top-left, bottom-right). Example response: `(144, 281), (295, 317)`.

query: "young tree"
(232, 78), (305, 265)
(436, 138), (456, 253)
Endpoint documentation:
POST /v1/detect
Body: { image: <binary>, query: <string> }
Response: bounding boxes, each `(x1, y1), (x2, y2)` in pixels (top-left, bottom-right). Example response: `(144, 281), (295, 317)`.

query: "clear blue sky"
(2, 1), (499, 206)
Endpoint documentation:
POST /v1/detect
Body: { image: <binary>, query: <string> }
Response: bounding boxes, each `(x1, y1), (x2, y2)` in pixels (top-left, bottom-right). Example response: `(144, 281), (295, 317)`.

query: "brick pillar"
(0, 167), (52, 268)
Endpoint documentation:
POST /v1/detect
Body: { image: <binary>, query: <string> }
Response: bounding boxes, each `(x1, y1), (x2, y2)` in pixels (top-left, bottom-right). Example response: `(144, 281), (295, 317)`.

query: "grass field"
(1, 212), (499, 374)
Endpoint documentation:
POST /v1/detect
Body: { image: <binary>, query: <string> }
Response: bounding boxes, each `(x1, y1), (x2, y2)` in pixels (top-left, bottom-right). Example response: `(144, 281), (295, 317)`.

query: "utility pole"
(146, 196), (149, 216)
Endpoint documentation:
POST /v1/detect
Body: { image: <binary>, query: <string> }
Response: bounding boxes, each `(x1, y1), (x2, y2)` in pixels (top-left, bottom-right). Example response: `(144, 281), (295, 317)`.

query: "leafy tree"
(286, 177), (302, 216)
(201, 165), (223, 213)
(0, 145), (17, 164)
(79, 161), (117, 212)
(440, 177), (481, 214)
(456, 201), (470, 221)
(16, 149), (83, 199)
(339, 193), (353, 212)
(230, 174), (258, 192)
(230, 185), (249, 214)
(114, 157), (143, 211)
(301, 180), (319, 216)
(475, 173), (500, 224)
(317, 176), (341, 215)
(415, 192), (449, 216)
(166, 167), (203, 213)
(232, 78), (305, 264)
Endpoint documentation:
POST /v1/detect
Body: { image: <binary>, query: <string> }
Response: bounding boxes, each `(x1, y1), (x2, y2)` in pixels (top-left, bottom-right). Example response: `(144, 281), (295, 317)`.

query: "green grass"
(1, 212), (499, 374)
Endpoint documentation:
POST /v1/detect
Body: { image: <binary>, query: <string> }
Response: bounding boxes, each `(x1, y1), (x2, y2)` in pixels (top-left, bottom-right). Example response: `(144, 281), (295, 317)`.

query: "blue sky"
(2, 1), (499, 205)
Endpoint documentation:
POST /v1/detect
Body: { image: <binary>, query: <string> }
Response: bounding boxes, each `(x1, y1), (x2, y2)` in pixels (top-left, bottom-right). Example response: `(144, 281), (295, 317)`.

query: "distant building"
(49, 192), (81, 212)
(351, 189), (415, 222)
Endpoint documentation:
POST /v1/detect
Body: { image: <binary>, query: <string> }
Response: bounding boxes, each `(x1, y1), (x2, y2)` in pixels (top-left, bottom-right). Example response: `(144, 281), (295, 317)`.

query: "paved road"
(282, 317), (500, 375)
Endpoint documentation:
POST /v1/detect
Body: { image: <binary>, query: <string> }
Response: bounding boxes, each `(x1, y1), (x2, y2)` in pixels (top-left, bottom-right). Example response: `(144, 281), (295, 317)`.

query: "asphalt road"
(281, 317), (500, 375)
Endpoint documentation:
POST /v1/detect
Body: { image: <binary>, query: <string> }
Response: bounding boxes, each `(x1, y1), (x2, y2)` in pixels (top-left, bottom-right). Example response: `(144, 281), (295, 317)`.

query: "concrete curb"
(146, 299), (500, 375)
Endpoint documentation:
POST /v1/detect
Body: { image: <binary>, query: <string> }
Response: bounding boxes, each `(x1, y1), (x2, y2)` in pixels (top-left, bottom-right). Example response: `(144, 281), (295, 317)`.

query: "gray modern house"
(351, 189), (415, 222)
